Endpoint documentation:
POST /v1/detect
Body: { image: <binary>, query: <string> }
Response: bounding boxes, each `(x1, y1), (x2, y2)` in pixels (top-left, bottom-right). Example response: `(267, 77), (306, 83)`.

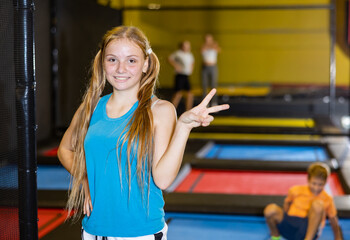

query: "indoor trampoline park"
(1, 0), (350, 240)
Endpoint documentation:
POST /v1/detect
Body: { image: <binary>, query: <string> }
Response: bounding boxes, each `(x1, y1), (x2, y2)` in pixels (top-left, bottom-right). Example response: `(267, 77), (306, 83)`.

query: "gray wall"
(35, 0), (51, 142)
(34, 0), (121, 141)
(55, 0), (121, 129)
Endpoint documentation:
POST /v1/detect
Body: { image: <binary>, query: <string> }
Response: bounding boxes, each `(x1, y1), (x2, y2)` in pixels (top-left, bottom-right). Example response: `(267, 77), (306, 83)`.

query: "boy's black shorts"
(277, 213), (319, 240)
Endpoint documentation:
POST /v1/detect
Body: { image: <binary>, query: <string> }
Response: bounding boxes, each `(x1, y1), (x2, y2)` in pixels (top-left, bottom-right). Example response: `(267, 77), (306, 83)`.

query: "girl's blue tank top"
(82, 93), (165, 237)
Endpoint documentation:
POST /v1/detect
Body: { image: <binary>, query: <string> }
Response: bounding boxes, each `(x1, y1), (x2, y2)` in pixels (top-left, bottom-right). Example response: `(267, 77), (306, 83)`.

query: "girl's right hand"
(83, 178), (93, 217)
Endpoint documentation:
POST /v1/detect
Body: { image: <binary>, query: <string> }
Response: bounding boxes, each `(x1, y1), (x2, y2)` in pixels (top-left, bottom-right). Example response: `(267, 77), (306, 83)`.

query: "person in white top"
(201, 34), (221, 105)
(168, 41), (194, 112)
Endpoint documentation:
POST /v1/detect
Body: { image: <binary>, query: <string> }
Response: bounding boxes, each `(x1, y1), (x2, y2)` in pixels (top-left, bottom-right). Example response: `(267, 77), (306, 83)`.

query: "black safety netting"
(0, 0), (20, 239)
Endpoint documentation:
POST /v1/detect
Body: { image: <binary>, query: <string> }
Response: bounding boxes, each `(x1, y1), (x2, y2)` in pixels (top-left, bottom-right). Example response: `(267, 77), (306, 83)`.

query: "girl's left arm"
(152, 89), (229, 190)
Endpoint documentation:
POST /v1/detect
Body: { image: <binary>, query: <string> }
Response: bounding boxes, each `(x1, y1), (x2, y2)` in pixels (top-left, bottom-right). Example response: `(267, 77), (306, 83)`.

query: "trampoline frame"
(191, 116), (347, 137)
(164, 163), (350, 218)
(190, 140), (340, 171)
(188, 139), (339, 170)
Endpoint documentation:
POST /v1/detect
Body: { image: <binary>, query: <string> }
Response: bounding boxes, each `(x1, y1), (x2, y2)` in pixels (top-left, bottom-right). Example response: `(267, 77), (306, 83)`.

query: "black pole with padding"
(14, 0), (38, 239)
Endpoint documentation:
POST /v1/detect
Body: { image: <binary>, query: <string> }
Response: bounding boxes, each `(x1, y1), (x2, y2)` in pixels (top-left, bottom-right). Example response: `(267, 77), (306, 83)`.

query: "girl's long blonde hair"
(67, 26), (160, 220)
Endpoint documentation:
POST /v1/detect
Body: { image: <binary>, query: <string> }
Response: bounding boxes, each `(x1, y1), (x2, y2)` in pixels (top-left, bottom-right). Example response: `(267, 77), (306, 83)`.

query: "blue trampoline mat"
(37, 165), (71, 190)
(165, 213), (350, 240)
(0, 165), (71, 190)
(203, 144), (328, 162)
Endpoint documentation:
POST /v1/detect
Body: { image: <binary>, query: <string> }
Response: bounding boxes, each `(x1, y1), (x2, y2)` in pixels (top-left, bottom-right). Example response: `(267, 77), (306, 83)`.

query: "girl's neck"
(110, 90), (138, 106)
(106, 92), (138, 119)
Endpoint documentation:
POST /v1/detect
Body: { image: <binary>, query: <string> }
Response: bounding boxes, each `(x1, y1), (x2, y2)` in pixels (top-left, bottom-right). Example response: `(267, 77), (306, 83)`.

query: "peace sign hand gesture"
(178, 89), (230, 130)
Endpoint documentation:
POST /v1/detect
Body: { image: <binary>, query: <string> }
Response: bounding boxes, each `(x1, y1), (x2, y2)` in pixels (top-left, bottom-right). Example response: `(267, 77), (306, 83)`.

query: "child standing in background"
(201, 34), (220, 105)
(168, 40), (195, 112)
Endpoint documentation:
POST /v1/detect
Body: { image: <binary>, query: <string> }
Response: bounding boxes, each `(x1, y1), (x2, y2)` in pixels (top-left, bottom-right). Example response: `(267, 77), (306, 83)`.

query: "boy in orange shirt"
(264, 162), (343, 240)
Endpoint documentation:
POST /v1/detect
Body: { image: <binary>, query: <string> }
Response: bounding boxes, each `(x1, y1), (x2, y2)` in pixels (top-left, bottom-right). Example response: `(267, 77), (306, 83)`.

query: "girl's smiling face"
(104, 38), (148, 93)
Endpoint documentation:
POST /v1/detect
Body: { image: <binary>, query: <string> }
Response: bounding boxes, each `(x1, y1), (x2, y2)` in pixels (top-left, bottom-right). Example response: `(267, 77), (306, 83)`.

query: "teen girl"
(58, 26), (229, 240)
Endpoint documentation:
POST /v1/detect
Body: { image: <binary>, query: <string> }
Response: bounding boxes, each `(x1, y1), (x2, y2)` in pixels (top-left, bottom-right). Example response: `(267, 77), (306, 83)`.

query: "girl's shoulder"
(92, 95), (109, 113)
(151, 98), (175, 112)
(151, 98), (176, 123)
